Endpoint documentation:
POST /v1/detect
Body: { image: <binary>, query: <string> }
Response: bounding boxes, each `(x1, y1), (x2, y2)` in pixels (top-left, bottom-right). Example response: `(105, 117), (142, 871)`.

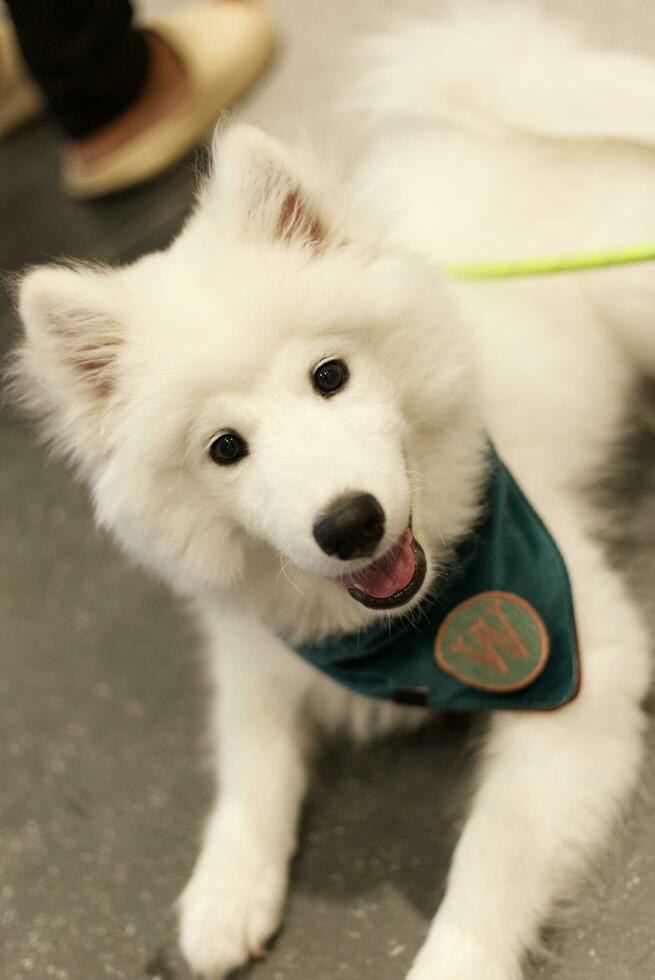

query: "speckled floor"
(1, 2), (655, 979)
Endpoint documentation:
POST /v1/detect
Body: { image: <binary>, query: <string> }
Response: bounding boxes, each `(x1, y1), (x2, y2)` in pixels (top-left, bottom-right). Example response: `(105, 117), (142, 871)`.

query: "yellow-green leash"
(442, 242), (655, 281)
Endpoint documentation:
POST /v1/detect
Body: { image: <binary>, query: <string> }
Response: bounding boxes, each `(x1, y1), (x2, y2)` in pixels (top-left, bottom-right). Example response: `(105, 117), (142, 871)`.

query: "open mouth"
(341, 527), (427, 610)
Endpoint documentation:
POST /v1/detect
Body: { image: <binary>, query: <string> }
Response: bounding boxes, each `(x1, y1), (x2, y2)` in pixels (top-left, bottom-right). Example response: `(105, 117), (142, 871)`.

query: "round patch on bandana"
(435, 591), (549, 692)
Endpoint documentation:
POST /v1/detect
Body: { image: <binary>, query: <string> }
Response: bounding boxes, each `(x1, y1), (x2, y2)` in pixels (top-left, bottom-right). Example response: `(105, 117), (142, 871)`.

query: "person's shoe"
(0, 18), (43, 138)
(61, 0), (276, 199)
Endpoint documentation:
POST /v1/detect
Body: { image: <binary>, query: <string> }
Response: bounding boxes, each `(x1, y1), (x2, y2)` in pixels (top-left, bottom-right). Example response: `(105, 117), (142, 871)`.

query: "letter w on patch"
(435, 591), (550, 692)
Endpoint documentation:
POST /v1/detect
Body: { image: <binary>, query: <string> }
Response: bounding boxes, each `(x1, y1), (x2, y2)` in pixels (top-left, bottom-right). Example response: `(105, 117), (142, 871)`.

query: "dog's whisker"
(276, 554), (306, 600)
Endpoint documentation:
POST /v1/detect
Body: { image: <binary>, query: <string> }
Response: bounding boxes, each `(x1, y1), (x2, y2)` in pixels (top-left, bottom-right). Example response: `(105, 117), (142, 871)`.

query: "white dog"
(11, 6), (655, 979)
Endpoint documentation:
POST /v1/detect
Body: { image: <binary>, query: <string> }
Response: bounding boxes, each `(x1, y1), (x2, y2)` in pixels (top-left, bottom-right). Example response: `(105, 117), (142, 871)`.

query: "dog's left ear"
(204, 124), (334, 249)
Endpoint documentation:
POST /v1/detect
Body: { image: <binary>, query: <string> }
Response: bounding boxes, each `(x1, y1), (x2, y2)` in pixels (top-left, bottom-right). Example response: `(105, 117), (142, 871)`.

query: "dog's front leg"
(178, 608), (314, 979)
(406, 572), (651, 980)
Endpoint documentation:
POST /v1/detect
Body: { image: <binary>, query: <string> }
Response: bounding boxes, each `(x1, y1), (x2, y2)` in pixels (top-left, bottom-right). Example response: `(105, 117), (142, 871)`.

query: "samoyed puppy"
(11, 5), (655, 979)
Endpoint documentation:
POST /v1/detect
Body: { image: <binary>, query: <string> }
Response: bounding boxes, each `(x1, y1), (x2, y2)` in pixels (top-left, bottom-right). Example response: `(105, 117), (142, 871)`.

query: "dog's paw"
(405, 923), (518, 980)
(178, 838), (287, 980)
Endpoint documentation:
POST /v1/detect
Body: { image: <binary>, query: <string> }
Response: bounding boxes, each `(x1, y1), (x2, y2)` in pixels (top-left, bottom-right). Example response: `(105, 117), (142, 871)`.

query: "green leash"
(443, 242), (655, 281)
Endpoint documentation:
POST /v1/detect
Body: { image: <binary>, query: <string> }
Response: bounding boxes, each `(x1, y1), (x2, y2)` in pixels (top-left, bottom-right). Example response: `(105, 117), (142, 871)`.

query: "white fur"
(10, 6), (655, 979)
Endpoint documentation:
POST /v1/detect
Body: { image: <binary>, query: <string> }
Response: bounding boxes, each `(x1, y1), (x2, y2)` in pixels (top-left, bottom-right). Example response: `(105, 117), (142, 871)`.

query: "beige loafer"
(0, 18), (43, 138)
(61, 0), (276, 199)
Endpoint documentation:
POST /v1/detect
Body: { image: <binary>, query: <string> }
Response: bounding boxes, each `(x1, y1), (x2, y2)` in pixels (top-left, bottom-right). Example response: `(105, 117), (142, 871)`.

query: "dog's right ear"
(9, 264), (126, 466)
(203, 123), (335, 250)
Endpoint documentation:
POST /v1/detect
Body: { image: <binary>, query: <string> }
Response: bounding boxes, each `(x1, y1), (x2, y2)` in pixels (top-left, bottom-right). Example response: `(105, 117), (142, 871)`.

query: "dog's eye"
(209, 432), (248, 465)
(312, 359), (349, 397)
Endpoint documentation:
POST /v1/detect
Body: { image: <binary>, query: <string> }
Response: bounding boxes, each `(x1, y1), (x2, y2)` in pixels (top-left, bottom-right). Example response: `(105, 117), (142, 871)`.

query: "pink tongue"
(342, 529), (416, 599)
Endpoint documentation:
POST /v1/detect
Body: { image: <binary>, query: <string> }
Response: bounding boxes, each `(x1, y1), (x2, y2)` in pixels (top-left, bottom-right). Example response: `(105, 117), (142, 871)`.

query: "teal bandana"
(291, 446), (580, 712)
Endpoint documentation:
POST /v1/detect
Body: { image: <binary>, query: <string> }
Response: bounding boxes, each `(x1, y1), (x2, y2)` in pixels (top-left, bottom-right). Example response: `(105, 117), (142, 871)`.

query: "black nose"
(313, 493), (385, 560)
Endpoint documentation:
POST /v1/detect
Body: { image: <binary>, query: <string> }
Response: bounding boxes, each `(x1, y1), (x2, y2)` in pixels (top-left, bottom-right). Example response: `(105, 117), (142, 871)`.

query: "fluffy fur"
(10, 6), (655, 978)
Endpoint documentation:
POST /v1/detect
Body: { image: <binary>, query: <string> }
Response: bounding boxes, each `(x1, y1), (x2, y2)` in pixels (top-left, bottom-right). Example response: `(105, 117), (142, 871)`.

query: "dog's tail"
(355, 4), (655, 146)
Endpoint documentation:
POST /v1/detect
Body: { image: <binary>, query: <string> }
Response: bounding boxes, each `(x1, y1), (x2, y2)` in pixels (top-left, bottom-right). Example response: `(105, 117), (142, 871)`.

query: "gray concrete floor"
(1, 3), (655, 979)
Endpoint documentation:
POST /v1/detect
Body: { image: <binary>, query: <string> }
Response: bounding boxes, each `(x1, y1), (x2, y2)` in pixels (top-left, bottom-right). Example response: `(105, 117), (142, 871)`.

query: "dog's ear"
(205, 124), (332, 249)
(10, 264), (125, 464)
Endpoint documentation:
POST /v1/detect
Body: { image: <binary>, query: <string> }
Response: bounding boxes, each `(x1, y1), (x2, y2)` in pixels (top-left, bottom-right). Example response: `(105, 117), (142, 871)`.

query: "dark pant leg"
(5, 0), (149, 138)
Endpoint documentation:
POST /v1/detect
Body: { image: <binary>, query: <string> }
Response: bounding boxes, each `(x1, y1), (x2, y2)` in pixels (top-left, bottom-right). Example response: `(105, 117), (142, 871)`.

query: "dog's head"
(12, 125), (482, 634)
